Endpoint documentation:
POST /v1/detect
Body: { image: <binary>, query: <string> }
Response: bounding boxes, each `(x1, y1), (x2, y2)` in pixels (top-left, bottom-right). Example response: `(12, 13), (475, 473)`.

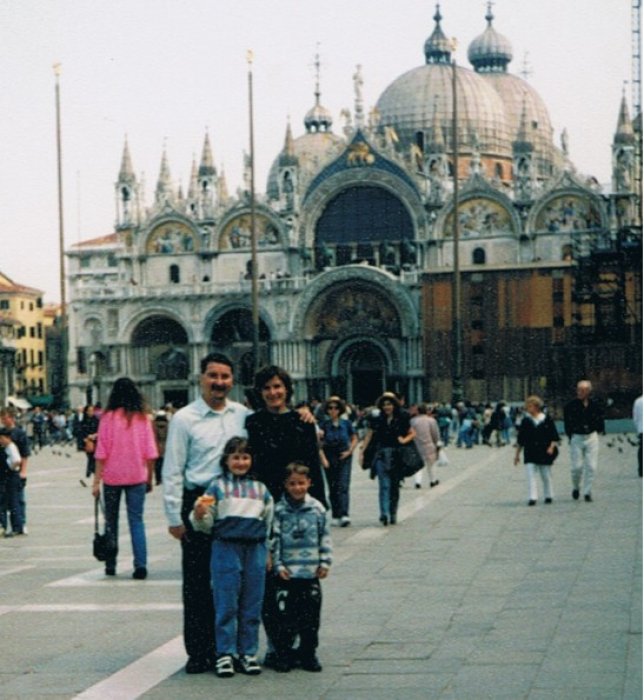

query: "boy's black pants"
(263, 575), (321, 659)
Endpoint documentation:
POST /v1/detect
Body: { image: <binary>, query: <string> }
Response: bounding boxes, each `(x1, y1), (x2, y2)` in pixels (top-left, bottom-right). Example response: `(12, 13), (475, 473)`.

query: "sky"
(0, 0), (635, 303)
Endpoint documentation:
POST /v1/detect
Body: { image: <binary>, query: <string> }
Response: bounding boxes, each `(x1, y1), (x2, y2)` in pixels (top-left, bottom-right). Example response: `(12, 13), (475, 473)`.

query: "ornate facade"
(66, 6), (642, 409)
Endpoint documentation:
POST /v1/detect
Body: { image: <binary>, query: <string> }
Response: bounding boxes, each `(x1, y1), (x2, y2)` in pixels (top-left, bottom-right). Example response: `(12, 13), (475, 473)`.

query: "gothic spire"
(198, 131), (216, 177)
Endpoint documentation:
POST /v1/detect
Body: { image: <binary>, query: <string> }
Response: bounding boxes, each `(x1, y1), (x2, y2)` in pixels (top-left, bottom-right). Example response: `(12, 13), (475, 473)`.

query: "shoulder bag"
(398, 441), (425, 478)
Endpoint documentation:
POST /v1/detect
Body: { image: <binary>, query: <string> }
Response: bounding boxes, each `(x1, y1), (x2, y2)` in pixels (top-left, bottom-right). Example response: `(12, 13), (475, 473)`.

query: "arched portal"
(130, 316), (190, 407)
(335, 340), (389, 407)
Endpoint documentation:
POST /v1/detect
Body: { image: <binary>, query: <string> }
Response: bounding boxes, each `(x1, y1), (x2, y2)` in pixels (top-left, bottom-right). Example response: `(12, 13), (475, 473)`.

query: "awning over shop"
(26, 395), (53, 408)
(7, 396), (32, 410)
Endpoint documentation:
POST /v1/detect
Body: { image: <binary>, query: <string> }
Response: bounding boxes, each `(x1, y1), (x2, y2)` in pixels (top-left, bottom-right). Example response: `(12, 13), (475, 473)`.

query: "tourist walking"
(563, 380), (605, 502)
(319, 396), (357, 526)
(411, 403), (441, 489)
(514, 395), (560, 505)
(92, 378), (158, 579)
(80, 405), (99, 479)
(360, 392), (415, 526)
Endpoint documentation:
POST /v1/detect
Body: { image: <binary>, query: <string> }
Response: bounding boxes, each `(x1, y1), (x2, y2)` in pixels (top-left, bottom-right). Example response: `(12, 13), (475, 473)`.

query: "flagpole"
(247, 50), (260, 375)
(451, 45), (463, 404)
(53, 62), (68, 407)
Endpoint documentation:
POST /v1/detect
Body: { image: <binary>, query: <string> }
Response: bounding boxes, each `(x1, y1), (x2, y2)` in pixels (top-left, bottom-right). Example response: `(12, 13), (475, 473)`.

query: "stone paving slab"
(0, 434), (640, 699)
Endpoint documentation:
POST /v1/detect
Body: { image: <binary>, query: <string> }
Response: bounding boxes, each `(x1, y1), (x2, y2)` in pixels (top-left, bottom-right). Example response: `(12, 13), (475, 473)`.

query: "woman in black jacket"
(514, 395), (560, 506)
(359, 392), (415, 526)
(245, 365), (327, 508)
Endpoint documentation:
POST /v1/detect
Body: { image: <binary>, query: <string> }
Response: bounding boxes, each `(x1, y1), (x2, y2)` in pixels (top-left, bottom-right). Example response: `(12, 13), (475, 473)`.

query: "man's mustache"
(210, 384), (229, 392)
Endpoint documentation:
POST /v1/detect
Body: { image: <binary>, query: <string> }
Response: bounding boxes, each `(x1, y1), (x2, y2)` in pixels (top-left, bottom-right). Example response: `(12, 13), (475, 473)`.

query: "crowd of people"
(0, 361), (639, 683)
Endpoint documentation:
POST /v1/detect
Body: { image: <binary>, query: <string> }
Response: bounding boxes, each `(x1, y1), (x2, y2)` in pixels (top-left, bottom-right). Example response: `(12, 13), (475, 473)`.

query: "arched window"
(169, 264), (180, 284)
(495, 163), (504, 179)
(472, 247), (486, 264)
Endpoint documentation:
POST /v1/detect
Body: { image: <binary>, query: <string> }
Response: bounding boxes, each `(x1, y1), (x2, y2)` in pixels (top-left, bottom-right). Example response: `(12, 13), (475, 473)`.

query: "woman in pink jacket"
(92, 378), (158, 579)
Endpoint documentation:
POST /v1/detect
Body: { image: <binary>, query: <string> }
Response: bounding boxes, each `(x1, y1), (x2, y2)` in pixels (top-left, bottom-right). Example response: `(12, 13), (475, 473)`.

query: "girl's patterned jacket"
(190, 473), (273, 543)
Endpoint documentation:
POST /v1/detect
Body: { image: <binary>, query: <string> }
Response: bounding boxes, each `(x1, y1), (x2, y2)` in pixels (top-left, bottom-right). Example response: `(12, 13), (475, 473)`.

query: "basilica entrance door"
(339, 342), (386, 407)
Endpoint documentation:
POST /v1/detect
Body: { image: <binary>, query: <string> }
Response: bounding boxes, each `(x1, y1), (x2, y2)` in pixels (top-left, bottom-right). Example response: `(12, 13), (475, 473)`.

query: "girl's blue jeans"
(211, 539), (267, 657)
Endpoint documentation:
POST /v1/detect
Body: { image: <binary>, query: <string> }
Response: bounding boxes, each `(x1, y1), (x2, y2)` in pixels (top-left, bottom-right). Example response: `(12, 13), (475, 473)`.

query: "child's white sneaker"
(215, 655), (235, 678)
(236, 654), (261, 675)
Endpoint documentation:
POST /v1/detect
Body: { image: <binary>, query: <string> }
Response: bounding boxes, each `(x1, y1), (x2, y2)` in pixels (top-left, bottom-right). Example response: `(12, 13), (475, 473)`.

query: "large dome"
(375, 8), (513, 160)
(466, 5), (562, 176)
(376, 62), (513, 159)
(481, 73), (563, 176)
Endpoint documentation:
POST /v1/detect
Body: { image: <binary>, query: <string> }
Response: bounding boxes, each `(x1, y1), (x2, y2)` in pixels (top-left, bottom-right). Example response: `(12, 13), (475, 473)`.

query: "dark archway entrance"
(336, 341), (388, 408)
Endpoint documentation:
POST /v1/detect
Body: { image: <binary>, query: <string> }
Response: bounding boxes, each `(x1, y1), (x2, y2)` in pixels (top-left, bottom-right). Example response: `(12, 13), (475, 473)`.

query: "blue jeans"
(457, 420), (473, 448)
(211, 539), (267, 657)
(374, 448), (400, 520)
(103, 483), (147, 571)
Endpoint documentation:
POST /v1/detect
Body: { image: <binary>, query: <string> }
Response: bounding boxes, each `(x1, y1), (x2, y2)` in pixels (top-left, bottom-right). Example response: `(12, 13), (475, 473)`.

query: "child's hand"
(266, 552), (272, 572)
(194, 494), (215, 520)
(316, 566), (329, 579)
(278, 568), (291, 581)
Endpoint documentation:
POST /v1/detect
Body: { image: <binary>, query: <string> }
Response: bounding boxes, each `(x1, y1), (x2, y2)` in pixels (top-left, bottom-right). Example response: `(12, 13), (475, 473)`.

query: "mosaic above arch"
(444, 197), (514, 238)
(146, 221), (198, 254)
(306, 283), (401, 338)
(219, 213), (280, 250)
(535, 195), (601, 233)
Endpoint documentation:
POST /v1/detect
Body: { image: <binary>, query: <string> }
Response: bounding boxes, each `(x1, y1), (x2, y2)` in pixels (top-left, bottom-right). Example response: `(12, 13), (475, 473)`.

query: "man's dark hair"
(200, 353), (234, 375)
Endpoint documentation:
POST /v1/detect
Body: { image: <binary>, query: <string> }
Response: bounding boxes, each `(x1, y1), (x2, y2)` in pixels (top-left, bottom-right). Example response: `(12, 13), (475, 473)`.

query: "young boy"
(264, 462), (332, 672)
(0, 427), (23, 537)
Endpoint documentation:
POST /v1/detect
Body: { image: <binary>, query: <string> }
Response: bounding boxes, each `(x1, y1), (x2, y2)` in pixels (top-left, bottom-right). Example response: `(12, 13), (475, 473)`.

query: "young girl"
(191, 437), (273, 678)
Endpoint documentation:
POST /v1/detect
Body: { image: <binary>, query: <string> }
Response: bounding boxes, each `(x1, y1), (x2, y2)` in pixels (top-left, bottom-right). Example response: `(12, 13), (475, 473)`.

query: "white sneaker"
(332, 518), (342, 527)
(340, 516), (351, 527)
(215, 655), (235, 678)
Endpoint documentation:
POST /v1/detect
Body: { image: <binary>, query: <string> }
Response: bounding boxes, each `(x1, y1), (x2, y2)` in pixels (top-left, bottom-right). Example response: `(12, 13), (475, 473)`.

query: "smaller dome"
(304, 102), (333, 133)
(424, 5), (452, 65)
(468, 5), (513, 73)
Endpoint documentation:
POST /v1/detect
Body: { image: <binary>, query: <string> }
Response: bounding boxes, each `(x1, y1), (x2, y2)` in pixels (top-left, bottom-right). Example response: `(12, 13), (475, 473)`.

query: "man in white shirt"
(163, 353), (250, 674)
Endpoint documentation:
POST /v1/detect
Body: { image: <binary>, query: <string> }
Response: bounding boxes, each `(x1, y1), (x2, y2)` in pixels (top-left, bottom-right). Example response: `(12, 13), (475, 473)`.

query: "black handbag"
(543, 445), (559, 465)
(398, 442), (425, 477)
(93, 497), (108, 562)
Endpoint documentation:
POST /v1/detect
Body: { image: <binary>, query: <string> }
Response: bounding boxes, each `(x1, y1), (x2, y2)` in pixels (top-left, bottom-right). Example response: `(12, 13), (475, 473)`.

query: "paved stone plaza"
(0, 433), (640, 699)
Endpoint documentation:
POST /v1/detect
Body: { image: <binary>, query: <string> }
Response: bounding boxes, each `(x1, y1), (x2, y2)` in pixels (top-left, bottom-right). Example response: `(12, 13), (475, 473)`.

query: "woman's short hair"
(253, 365), (293, 404)
(525, 395), (543, 410)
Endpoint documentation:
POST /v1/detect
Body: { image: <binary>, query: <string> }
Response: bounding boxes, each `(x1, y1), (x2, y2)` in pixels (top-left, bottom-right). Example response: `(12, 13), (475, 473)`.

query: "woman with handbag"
(92, 378), (158, 578)
(513, 395), (560, 506)
(359, 392), (415, 526)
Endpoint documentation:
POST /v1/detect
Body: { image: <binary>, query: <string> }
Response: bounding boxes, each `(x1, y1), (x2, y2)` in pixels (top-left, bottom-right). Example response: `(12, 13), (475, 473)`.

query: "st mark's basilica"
(66, 5), (642, 412)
